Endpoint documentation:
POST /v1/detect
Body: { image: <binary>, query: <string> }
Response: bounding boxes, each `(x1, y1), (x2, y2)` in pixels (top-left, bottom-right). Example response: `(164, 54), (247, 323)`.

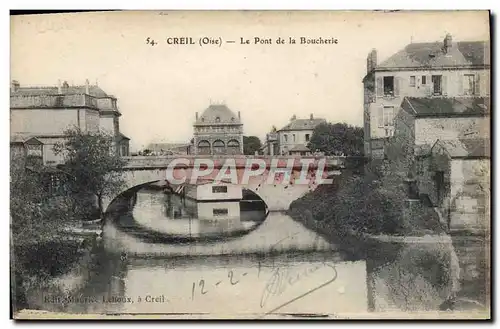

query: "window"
(305, 134), (310, 142)
(378, 106), (395, 128)
(284, 134), (288, 142)
(383, 76), (394, 96)
(432, 75), (442, 95)
(463, 74), (476, 95)
(293, 134), (296, 142)
(212, 186), (228, 193)
(26, 144), (43, 157)
(421, 76), (427, 85)
(212, 140), (225, 154)
(213, 208), (229, 216)
(410, 76), (416, 87)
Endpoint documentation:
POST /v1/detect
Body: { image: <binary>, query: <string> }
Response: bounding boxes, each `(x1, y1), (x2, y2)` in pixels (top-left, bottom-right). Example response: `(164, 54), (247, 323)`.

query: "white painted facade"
(278, 129), (314, 155)
(195, 183), (243, 201)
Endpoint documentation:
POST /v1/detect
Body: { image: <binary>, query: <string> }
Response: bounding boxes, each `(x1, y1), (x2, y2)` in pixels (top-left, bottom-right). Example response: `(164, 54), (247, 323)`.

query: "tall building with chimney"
(363, 33), (490, 159)
(363, 34), (490, 232)
(192, 104), (244, 155)
(10, 79), (130, 166)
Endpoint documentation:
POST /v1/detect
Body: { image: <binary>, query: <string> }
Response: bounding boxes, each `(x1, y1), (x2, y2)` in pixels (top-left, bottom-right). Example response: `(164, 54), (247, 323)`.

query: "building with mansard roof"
(192, 104), (244, 155)
(10, 79), (130, 166)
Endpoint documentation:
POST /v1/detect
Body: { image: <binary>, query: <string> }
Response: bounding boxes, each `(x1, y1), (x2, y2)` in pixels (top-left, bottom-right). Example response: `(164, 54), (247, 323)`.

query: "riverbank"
(288, 205), (488, 312)
(12, 228), (103, 315)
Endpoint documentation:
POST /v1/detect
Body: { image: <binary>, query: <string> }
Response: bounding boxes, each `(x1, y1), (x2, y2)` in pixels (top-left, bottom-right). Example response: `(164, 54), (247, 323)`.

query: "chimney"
(238, 111), (241, 120)
(10, 80), (20, 92)
(85, 79), (90, 94)
(291, 114), (297, 121)
(444, 33), (453, 54)
(195, 112), (198, 120)
(310, 113), (314, 120)
(367, 49), (377, 74)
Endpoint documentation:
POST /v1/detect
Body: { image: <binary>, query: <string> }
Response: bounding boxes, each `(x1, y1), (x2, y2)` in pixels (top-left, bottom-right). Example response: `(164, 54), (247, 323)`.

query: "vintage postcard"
(10, 10), (491, 320)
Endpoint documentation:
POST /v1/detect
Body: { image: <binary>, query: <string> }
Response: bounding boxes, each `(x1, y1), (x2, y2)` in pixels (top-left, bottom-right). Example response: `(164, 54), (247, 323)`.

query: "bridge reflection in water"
(92, 186), (368, 315)
(128, 186), (267, 240)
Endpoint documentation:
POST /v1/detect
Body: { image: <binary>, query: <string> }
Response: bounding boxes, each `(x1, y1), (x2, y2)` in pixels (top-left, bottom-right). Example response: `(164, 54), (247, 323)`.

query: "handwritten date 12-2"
(191, 270), (248, 301)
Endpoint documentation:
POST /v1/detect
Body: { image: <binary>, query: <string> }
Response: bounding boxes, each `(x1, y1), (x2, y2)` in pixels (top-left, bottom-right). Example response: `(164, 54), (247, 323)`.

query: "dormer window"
(215, 116), (221, 123)
(231, 117), (235, 122)
(201, 117), (205, 122)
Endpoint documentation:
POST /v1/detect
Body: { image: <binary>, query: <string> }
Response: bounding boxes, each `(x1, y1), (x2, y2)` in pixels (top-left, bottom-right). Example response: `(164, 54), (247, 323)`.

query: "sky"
(10, 11), (489, 151)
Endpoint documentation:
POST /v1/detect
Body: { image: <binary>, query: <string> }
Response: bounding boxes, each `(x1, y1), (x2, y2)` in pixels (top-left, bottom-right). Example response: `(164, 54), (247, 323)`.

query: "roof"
(194, 104), (242, 126)
(402, 97), (490, 117)
(431, 138), (490, 158)
(10, 134), (66, 145)
(376, 40), (489, 70)
(117, 132), (130, 141)
(289, 144), (311, 152)
(148, 142), (190, 151)
(279, 118), (326, 131)
(11, 84), (111, 98)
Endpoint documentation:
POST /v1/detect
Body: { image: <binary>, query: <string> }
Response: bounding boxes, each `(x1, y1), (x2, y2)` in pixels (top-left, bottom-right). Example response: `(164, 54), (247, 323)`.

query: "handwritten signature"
(260, 233), (339, 314)
(260, 262), (338, 312)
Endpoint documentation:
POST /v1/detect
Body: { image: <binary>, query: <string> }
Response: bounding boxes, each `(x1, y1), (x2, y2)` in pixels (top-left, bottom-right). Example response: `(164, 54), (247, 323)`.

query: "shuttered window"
(378, 106), (395, 128)
(463, 74), (476, 95)
(410, 76), (416, 87)
(432, 75), (443, 95)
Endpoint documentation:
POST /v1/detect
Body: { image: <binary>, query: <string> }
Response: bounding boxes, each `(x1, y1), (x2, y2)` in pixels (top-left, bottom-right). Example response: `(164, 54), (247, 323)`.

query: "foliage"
(141, 148), (152, 156)
(54, 127), (126, 216)
(289, 161), (445, 237)
(307, 122), (364, 156)
(10, 158), (73, 244)
(243, 136), (262, 155)
(10, 156), (80, 311)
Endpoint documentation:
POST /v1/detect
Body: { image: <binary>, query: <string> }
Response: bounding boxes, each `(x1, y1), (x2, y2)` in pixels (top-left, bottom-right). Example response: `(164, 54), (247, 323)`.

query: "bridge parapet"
(121, 155), (365, 170)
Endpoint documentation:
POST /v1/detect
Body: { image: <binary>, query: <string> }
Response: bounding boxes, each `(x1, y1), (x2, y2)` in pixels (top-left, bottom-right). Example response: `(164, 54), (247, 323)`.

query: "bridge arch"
(103, 155), (360, 214)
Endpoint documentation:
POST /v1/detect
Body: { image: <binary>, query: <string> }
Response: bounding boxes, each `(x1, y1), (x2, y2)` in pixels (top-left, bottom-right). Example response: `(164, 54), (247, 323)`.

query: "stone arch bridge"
(104, 155), (365, 212)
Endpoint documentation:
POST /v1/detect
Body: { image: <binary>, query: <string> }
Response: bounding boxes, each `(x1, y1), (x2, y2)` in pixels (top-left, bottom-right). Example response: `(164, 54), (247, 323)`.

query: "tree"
(243, 136), (262, 155)
(307, 122), (364, 156)
(10, 158), (72, 244)
(10, 156), (77, 311)
(54, 128), (127, 218)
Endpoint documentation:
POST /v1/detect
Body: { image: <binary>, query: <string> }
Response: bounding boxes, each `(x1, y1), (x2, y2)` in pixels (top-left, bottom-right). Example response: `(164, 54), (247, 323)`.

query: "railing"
(121, 155), (357, 161)
(120, 154), (367, 169)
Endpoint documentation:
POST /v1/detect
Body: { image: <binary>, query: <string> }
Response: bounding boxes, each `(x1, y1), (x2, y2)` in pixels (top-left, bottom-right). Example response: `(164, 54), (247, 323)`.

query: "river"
(24, 186), (488, 317)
